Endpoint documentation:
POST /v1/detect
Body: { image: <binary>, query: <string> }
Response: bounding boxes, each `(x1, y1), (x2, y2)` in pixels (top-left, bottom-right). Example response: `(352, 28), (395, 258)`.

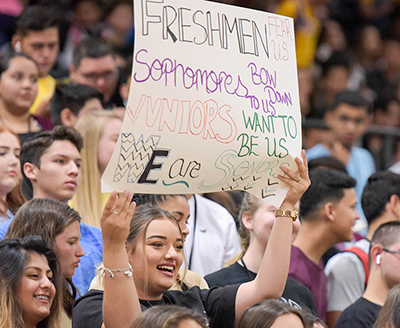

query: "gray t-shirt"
(325, 239), (370, 312)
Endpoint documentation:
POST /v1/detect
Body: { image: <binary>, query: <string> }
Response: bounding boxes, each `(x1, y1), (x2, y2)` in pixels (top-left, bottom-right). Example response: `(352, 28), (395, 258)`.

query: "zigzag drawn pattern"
(113, 134), (161, 182)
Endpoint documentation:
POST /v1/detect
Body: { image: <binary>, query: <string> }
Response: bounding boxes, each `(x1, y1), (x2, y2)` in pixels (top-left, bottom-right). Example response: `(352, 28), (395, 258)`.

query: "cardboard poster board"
(102, 0), (301, 206)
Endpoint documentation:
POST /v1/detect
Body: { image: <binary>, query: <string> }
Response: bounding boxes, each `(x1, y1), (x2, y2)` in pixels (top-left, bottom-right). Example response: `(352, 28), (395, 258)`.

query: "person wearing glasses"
(325, 171), (400, 328)
(335, 221), (400, 328)
(69, 37), (124, 109)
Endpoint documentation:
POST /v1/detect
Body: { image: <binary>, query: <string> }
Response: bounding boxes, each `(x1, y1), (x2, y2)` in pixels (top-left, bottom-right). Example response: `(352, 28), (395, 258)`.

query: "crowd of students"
(1, 0), (400, 327)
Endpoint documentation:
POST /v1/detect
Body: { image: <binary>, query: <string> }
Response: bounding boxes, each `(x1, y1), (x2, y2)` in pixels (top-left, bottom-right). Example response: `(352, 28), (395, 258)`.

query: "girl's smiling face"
(16, 252), (56, 327)
(128, 217), (184, 300)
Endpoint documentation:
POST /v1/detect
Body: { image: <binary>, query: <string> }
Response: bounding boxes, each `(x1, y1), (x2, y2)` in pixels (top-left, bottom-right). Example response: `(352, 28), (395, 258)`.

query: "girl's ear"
(126, 241), (134, 254)
(242, 213), (254, 231)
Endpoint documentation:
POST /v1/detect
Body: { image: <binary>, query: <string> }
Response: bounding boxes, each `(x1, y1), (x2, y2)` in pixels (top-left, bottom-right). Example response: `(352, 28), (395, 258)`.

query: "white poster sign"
(102, 0), (301, 205)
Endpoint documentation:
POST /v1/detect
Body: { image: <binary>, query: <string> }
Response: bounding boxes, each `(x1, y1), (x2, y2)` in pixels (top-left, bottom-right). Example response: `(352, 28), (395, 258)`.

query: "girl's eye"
(152, 243), (163, 248)
(12, 73), (23, 80)
(175, 245), (183, 251)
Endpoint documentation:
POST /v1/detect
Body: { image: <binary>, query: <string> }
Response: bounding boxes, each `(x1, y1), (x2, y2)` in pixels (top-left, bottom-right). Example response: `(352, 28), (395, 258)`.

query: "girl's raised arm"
(235, 150), (310, 323)
(101, 191), (140, 328)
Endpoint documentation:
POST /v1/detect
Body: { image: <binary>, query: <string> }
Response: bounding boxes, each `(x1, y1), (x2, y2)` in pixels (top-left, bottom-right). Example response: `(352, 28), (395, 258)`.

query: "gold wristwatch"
(275, 209), (298, 221)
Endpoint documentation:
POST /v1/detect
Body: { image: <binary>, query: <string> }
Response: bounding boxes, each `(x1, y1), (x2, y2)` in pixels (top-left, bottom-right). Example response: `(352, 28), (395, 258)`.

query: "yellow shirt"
(29, 75), (56, 115)
(276, 0), (320, 68)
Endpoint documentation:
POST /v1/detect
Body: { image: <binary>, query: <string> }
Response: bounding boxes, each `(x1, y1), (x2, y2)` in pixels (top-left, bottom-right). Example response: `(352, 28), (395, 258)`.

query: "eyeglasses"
(383, 248), (400, 256)
(77, 69), (118, 83)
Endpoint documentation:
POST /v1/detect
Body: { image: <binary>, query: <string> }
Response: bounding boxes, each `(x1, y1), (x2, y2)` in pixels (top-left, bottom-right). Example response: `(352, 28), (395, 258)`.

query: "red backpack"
(345, 247), (369, 287)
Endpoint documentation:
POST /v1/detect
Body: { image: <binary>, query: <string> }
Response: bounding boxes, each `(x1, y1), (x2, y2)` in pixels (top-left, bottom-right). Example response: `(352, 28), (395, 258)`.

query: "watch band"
(275, 209), (298, 221)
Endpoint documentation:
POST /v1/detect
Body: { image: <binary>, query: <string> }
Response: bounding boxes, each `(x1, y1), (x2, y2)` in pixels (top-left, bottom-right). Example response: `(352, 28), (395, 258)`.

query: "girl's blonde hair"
(225, 193), (261, 266)
(71, 110), (122, 227)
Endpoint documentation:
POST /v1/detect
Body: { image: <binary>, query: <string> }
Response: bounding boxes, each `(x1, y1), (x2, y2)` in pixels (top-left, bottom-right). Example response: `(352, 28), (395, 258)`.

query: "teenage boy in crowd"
(325, 171), (400, 328)
(336, 222), (400, 328)
(50, 82), (103, 127)
(11, 5), (60, 117)
(0, 126), (102, 294)
(289, 169), (359, 321)
(306, 90), (374, 233)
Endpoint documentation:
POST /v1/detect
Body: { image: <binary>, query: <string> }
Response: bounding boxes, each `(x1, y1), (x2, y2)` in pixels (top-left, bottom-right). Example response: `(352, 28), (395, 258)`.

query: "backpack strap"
(345, 246), (369, 287)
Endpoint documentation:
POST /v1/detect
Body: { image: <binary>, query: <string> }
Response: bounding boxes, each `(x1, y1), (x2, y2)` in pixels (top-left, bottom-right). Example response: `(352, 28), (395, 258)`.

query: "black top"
(205, 261), (317, 313)
(335, 297), (382, 328)
(72, 284), (239, 328)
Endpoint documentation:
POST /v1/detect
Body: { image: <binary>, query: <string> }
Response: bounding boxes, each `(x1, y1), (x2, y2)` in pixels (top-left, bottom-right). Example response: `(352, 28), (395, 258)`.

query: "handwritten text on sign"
(102, 0), (301, 205)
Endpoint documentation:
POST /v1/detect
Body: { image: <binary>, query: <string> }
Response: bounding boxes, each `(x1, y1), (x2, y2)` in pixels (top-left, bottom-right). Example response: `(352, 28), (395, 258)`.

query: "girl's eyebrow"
(147, 235), (184, 243)
(147, 235), (167, 240)
(25, 266), (52, 274)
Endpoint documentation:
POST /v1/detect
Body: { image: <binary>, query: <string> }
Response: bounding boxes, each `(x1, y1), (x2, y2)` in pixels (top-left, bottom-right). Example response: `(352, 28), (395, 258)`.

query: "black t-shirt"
(335, 297), (382, 328)
(72, 285), (239, 328)
(205, 261), (317, 313)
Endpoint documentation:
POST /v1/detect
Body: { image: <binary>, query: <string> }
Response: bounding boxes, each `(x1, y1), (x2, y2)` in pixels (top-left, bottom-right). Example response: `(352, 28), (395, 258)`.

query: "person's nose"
(22, 77), (33, 89)
(165, 245), (178, 260)
(76, 241), (85, 258)
(40, 275), (53, 289)
(68, 161), (80, 176)
(8, 153), (19, 167)
(41, 46), (52, 59)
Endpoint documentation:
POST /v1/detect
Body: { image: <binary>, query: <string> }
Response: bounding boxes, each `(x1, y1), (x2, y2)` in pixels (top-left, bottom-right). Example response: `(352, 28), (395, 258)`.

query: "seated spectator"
(306, 90), (374, 233)
(130, 305), (208, 328)
(325, 171), (400, 328)
(50, 82), (103, 127)
(289, 169), (358, 321)
(237, 300), (306, 328)
(6, 198), (85, 327)
(0, 126), (103, 294)
(69, 37), (123, 109)
(205, 193), (317, 313)
(72, 152), (310, 328)
(70, 110), (122, 227)
(336, 222), (400, 328)
(11, 5), (59, 118)
(0, 52), (53, 144)
(0, 236), (62, 328)
(373, 285), (400, 328)
(90, 193), (208, 291)
(0, 125), (26, 222)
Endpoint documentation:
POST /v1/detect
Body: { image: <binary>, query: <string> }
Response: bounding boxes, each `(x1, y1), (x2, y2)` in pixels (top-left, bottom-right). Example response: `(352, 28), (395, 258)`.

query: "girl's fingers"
(110, 190), (131, 216)
(301, 149), (309, 172)
(280, 164), (300, 182)
(102, 191), (118, 216)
